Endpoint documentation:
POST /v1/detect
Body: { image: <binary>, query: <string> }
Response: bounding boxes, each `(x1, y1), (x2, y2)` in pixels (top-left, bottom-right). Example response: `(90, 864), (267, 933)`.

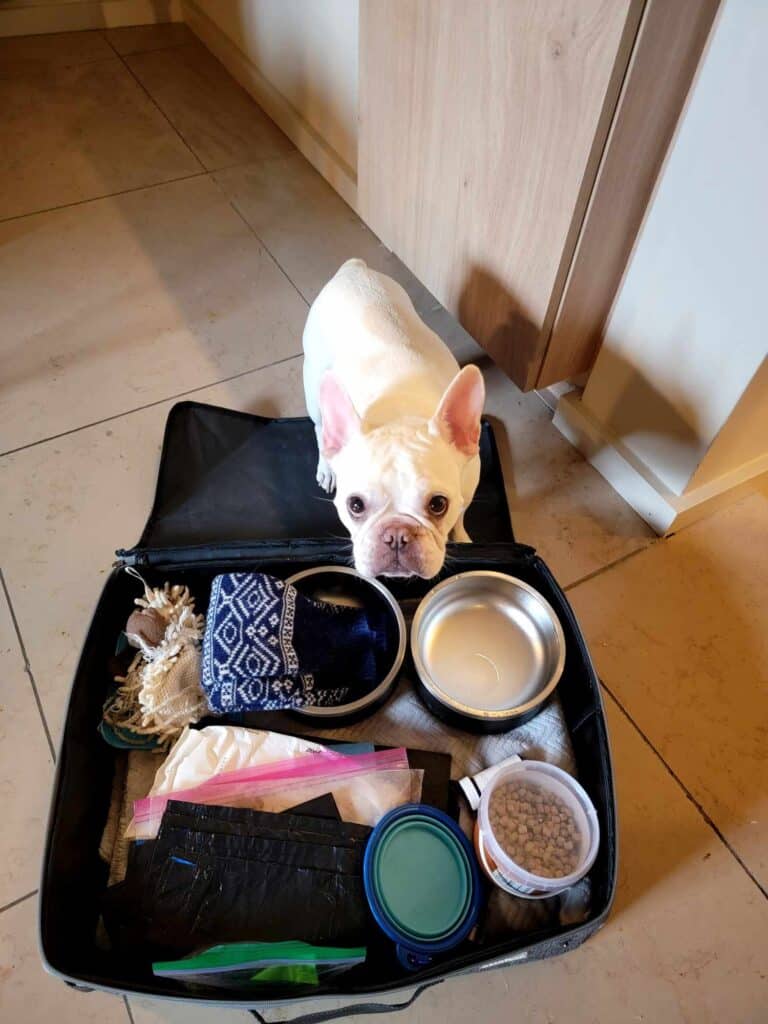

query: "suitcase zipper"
(113, 540), (536, 570)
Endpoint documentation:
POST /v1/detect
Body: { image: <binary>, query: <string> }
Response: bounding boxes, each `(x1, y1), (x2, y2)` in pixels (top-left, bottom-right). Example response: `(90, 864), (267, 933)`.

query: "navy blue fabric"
(202, 573), (392, 712)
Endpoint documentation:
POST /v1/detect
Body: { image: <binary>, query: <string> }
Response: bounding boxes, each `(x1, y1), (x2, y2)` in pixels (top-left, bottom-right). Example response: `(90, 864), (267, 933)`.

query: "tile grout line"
(98, 34), (192, 60)
(112, 42), (184, 57)
(561, 500), (765, 599)
(208, 174), (312, 308)
(0, 890), (37, 916)
(563, 541), (661, 593)
(3, 53), (118, 74)
(0, 568), (57, 762)
(562, 491), (763, 597)
(600, 682), (768, 901)
(208, 151), (293, 176)
(0, 171), (209, 227)
(0, 352), (302, 459)
(101, 32), (207, 174)
(123, 995), (136, 1024)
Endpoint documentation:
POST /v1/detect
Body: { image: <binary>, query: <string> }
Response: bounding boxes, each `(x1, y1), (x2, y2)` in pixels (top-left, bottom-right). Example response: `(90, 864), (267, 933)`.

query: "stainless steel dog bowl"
(285, 566), (406, 723)
(411, 571), (566, 732)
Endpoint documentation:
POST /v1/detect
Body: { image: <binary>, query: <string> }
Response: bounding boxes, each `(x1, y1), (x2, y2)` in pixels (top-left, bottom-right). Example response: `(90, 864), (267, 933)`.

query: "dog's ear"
(430, 365), (485, 456)
(319, 372), (361, 457)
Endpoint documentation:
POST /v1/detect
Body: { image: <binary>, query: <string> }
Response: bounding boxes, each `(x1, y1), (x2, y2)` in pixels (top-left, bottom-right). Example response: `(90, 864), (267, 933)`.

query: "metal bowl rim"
(285, 565), (407, 719)
(410, 570), (566, 721)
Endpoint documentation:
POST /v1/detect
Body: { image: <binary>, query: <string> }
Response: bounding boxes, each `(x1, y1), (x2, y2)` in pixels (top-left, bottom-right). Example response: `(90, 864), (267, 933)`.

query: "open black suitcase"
(40, 401), (618, 1020)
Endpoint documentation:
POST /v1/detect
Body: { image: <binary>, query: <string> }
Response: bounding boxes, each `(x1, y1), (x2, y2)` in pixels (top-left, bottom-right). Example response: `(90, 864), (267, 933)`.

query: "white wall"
(184, 0), (358, 203)
(556, 0), (768, 529)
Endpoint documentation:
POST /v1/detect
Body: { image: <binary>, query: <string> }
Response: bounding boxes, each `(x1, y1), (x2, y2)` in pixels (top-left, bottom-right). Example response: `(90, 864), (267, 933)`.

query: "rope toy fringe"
(104, 581), (208, 743)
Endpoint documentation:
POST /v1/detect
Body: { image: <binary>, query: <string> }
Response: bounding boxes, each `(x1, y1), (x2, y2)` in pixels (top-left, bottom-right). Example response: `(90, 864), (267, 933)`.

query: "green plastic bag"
(153, 941), (366, 989)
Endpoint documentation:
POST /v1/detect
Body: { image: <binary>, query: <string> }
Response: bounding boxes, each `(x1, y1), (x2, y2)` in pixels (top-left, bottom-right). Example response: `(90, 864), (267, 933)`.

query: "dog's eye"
(427, 494), (449, 517)
(347, 495), (366, 517)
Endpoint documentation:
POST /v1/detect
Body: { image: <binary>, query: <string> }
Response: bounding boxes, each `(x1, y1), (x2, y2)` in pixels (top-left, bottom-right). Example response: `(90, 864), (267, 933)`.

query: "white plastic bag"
(147, 725), (326, 796)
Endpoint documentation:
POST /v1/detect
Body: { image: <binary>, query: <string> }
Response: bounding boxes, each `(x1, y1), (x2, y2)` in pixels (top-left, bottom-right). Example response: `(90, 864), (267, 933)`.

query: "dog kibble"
(488, 781), (580, 878)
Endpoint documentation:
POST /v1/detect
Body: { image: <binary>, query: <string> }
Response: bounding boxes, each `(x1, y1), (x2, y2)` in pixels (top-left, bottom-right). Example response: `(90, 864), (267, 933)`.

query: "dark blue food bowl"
(363, 804), (483, 971)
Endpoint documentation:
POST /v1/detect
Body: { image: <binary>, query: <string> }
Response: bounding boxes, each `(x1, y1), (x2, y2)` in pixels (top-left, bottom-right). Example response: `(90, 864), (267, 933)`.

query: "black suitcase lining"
(40, 546), (616, 1003)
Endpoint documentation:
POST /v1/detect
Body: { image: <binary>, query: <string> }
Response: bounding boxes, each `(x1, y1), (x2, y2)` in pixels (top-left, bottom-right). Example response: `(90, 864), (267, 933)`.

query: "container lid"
(369, 814), (472, 940)
(118, 402), (514, 560)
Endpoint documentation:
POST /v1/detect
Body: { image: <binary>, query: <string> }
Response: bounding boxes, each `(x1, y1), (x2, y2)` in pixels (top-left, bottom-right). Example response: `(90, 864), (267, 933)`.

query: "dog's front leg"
(450, 512), (471, 543)
(314, 423), (336, 493)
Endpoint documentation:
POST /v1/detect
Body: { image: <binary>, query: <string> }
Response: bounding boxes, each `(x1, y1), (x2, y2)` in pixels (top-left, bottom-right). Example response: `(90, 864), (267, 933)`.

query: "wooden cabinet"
(358, 0), (718, 389)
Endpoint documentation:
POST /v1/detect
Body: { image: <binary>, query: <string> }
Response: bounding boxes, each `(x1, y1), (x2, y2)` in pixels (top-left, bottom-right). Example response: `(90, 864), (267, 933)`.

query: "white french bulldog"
(303, 259), (485, 579)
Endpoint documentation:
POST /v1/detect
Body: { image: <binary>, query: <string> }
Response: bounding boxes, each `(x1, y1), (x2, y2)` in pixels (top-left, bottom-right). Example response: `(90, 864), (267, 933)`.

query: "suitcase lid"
(117, 401), (514, 564)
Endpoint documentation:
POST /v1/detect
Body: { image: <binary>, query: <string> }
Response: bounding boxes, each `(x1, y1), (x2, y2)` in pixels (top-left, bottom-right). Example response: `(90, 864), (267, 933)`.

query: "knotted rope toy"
(104, 575), (207, 744)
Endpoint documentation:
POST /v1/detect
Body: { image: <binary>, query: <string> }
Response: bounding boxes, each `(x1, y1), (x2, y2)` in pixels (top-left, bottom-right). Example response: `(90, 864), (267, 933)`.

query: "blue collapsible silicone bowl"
(363, 804), (483, 970)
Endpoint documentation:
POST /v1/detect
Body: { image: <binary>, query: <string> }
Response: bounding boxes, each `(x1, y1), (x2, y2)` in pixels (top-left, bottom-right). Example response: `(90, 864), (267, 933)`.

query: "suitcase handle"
(249, 979), (444, 1024)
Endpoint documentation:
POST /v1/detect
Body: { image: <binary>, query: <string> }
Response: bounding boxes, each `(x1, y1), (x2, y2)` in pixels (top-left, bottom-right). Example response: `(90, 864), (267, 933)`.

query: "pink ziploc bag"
(129, 747), (409, 839)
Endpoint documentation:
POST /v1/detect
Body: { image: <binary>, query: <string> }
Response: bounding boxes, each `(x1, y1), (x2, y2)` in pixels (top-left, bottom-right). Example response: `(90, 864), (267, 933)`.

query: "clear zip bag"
(128, 747), (418, 838)
(153, 940), (367, 989)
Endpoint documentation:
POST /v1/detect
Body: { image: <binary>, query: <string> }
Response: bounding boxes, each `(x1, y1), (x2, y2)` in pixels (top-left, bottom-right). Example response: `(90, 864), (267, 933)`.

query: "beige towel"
(99, 749), (163, 886)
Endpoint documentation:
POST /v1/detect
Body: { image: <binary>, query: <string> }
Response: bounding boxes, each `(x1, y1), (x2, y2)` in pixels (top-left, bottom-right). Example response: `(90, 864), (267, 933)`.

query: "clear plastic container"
(477, 760), (599, 898)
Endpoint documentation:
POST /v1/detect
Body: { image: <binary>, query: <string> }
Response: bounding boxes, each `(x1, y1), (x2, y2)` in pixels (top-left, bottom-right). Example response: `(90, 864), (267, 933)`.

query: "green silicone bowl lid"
(371, 818), (472, 940)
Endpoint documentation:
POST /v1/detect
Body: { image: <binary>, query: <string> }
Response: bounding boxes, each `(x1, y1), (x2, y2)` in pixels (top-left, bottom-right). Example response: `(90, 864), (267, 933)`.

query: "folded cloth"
(98, 749), (163, 887)
(98, 754), (127, 867)
(147, 725), (326, 797)
(202, 573), (392, 712)
(102, 802), (371, 957)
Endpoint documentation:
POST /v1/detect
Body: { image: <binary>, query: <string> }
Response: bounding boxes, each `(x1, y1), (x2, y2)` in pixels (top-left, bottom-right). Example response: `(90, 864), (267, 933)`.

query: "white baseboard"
(536, 381), (577, 413)
(0, 0), (183, 36)
(553, 390), (768, 534)
(182, 0), (358, 210)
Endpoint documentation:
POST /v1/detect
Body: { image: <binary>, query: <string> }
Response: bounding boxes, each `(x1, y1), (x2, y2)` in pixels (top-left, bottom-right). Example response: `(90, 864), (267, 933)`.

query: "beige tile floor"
(0, 26), (765, 1024)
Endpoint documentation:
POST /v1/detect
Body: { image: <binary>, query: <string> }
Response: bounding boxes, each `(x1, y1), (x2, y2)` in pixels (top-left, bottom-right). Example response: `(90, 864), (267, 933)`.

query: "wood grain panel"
(537, 0), (721, 387)
(359, 0), (635, 389)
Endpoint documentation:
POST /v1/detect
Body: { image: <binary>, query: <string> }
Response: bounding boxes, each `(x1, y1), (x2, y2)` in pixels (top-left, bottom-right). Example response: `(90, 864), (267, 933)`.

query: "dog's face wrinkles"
(330, 423), (465, 579)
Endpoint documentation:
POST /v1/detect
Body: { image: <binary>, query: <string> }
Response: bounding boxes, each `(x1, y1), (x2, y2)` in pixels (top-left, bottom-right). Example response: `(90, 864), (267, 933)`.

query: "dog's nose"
(383, 524), (414, 550)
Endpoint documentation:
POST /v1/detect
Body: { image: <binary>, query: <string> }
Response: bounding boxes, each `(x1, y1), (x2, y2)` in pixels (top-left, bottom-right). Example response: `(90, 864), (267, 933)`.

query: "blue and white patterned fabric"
(202, 573), (392, 712)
